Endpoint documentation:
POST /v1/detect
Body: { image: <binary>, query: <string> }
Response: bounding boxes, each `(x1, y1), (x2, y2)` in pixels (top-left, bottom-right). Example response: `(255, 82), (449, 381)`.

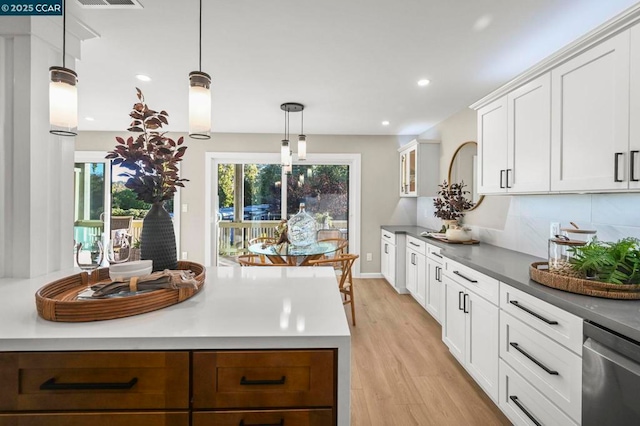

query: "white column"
(0, 17), (81, 278)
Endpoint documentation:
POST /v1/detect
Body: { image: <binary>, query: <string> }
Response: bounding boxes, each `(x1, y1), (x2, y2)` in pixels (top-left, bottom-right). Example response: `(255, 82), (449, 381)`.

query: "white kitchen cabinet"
(442, 260), (499, 402)
(405, 236), (426, 306)
(478, 74), (551, 195)
(380, 230), (406, 294)
(425, 244), (443, 323)
(398, 140), (440, 197)
(551, 31), (631, 191)
(629, 24), (640, 190)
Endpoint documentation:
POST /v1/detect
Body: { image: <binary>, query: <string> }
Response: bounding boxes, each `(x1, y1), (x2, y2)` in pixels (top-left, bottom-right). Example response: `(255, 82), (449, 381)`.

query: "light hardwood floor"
(349, 278), (510, 426)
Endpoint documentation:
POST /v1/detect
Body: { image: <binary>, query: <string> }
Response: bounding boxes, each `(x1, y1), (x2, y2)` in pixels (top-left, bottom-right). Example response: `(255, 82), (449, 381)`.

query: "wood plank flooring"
(349, 278), (510, 426)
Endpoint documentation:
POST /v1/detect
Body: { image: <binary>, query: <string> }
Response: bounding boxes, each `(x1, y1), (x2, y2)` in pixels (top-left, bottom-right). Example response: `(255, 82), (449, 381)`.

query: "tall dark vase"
(141, 202), (177, 271)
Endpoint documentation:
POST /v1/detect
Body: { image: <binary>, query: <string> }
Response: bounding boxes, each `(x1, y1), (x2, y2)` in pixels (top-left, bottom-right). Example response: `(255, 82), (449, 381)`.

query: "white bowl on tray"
(109, 260), (153, 281)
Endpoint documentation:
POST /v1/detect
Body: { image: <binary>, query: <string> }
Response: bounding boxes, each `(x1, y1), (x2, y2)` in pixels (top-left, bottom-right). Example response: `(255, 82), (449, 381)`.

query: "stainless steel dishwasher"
(583, 321), (640, 425)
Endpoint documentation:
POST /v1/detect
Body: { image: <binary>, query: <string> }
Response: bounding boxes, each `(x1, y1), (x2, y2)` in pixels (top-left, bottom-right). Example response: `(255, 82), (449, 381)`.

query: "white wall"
(76, 131), (416, 274)
(417, 108), (640, 259)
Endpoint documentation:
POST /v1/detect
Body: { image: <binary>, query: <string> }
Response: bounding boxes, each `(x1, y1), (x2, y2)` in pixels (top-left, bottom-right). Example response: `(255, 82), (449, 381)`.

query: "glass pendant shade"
(298, 134), (307, 160)
(49, 66), (78, 136)
(281, 140), (291, 166)
(189, 71), (211, 139)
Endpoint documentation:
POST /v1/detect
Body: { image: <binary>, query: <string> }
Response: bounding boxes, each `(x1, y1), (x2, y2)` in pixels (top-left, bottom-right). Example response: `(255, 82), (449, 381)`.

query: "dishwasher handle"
(584, 321), (640, 365)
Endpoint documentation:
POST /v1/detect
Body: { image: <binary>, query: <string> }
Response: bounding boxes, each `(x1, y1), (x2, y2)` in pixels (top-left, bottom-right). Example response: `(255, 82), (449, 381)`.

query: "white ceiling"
(70, 0), (639, 136)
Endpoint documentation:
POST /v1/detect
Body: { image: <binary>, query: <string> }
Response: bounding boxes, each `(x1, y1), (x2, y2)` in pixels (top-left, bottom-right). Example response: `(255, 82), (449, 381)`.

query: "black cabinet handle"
(631, 150), (639, 182)
(458, 291), (464, 311)
(506, 169), (512, 188)
(453, 270), (477, 283)
(509, 395), (542, 426)
(40, 377), (138, 391)
(510, 342), (558, 375)
(409, 241), (420, 247)
(463, 293), (469, 314)
(411, 253), (416, 265)
(384, 244), (388, 254)
(240, 376), (286, 386)
(614, 152), (624, 182)
(500, 170), (505, 188)
(432, 252), (442, 258)
(509, 300), (558, 325)
(435, 266), (441, 282)
(239, 420), (284, 426)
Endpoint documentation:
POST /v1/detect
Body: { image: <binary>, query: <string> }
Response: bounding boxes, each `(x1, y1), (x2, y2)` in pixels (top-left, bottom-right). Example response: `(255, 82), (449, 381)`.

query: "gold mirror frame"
(447, 141), (484, 212)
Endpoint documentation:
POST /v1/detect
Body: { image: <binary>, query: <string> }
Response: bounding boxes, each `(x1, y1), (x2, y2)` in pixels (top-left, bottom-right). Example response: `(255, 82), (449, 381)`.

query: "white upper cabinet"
(507, 73), (551, 193)
(478, 97), (508, 194)
(630, 25), (640, 189)
(478, 74), (552, 195)
(398, 140), (440, 197)
(551, 31), (630, 191)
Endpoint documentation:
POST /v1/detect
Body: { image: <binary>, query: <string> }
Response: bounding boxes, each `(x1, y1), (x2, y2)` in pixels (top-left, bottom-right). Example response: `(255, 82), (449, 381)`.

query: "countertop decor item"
(35, 261), (205, 322)
(530, 261), (640, 299)
(433, 180), (475, 230)
(424, 232), (480, 245)
(106, 88), (188, 271)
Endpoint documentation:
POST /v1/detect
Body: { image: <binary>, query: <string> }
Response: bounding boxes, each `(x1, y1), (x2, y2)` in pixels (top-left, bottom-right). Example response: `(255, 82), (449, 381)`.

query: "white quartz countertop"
(0, 266), (351, 351)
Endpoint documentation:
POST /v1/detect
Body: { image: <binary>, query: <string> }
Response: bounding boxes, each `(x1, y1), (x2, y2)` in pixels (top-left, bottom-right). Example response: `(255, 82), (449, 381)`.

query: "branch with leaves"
(106, 88), (188, 204)
(433, 180), (474, 220)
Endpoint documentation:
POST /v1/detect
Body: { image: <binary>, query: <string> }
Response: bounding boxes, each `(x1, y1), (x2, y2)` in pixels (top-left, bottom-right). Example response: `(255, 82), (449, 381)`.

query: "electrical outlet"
(181, 251), (188, 260)
(366, 253), (372, 261)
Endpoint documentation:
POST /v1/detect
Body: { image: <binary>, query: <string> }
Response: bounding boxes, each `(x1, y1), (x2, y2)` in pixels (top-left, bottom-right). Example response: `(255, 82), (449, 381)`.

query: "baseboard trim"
(356, 272), (383, 279)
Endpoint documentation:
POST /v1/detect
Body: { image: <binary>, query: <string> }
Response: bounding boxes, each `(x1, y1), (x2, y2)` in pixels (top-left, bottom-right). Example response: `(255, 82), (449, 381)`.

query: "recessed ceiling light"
(382, 121), (390, 126)
(418, 79), (430, 87)
(85, 117), (95, 121)
(136, 74), (151, 82)
(473, 14), (493, 31)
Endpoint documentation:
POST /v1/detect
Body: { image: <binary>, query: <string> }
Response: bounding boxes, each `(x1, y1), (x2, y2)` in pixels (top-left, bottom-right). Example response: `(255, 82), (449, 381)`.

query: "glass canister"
(559, 226), (597, 244)
(548, 237), (586, 277)
(287, 203), (317, 247)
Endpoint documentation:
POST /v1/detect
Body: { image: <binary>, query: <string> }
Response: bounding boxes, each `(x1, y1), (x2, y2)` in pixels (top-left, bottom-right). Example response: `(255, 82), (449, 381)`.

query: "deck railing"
(74, 219), (144, 245)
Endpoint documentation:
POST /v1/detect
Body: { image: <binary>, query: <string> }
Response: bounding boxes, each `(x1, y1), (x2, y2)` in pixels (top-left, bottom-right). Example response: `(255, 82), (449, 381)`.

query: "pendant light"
(280, 102), (305, 163)
(298, 108), (307, 161)
(189, 0), (211, 139)
(49, 0), (78, 137)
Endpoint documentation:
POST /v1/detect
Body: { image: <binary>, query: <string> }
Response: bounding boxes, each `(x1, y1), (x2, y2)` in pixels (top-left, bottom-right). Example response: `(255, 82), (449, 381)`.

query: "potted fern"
(569, 238), (640, 285)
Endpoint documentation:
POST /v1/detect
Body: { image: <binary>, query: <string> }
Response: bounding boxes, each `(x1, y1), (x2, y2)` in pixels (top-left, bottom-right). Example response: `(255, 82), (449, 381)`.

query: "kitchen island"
(0, 266), (351, 425)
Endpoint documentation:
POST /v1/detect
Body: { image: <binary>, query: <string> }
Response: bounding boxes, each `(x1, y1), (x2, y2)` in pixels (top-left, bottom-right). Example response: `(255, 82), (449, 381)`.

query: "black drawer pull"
(409, 241), (421, 247)
(240, 376), (286, 386)
(453, 270), (477, 283)
(239, 420), (284, 426)
(509, 395), (542, 426)
(509, 300), (558, 325)
(238, 419), (284, 426)
(631, 150), (639, 182)
(510, 342), (559, 375)
(40, 377), (138, 391)
(432, 252), (442, 258)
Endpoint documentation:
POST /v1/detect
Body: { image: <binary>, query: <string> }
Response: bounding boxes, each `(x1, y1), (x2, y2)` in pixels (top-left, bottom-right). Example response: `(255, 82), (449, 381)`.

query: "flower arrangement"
(433, 180), (475, 221)
(106, 88), (188, 204)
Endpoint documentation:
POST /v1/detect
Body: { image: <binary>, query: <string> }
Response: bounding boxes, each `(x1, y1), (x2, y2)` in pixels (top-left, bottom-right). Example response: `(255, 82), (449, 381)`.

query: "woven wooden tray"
(36, 261), (206, 322)
(529, 261), (640, 300)
(426, 235), (480, 245)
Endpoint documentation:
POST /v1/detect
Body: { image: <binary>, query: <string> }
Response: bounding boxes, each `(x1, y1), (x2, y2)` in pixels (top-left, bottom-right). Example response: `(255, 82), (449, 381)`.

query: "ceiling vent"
(75, 0), (143, 9)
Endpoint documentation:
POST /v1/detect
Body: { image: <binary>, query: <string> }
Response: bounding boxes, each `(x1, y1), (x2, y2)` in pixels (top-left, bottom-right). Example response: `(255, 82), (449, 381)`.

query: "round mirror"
(447, 141), (484, 211)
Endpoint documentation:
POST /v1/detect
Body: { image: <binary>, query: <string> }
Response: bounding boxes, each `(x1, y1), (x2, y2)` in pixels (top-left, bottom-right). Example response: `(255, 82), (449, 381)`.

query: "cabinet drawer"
(406, 236), (426, 255)
(499, 360), (577, 426)
(500, 284), (583, 354)
(426, 244), (443, 262)
(500, 312), (581, 422)
(0, 412), (189, 426)
(444, 259), (499, 305)
(0, 352), (189, 411)
(192, 350), (336, 409)
(381, 230), (396, 245)
(193, 409), (333, 426)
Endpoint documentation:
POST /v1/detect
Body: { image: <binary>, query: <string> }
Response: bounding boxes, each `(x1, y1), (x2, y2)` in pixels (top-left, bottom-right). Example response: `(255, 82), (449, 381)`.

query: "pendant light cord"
(62, 0), (66, 68)
(198, 0), (202, 71)
(301, 109), (304, 134)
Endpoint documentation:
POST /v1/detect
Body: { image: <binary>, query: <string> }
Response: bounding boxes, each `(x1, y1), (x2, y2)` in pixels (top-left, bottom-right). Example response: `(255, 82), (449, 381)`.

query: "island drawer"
(192, 350), (336, 409)
(193, 409), (333, 426)
(0, 412), (189, 426)
(0, 351), (189, 411)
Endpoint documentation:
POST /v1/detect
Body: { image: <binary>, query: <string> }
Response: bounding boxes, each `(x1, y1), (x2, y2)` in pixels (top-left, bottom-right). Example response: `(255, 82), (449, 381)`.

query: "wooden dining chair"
(318, 238), (348, 257)
(237, 254), (280, 266)
(309, 253), (359, 326)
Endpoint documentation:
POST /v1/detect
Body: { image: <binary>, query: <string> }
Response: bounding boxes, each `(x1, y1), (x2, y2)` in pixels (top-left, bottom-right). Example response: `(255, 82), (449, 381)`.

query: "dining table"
(248, 241), (340, 266)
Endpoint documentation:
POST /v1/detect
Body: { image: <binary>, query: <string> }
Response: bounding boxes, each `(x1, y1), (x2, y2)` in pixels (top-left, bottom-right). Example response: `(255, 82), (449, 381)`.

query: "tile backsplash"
(417, 193), (640, 259)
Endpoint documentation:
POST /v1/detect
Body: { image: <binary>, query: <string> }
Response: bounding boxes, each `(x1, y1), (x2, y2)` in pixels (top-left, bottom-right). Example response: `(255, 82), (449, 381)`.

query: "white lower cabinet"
(380, 230), (406, 293)
(442, 260), (499, 402)
(425, 245), (443, 323)
(500, 360), (577, 426)
(405, 236), (426, 307)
